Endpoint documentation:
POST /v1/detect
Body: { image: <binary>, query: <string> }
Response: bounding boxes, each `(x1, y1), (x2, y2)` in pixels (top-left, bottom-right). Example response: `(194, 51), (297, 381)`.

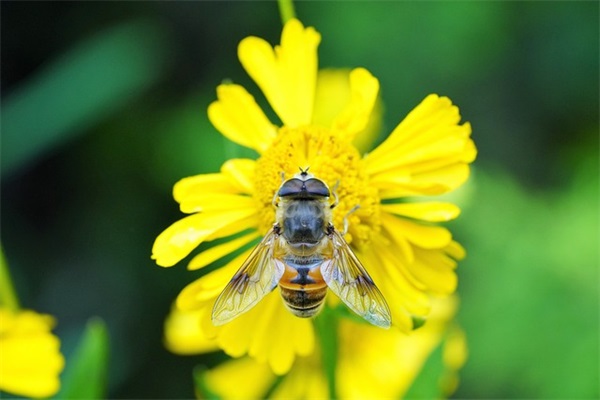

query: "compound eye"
(278, 179), (304, 197)
(304, 179), (330, 197)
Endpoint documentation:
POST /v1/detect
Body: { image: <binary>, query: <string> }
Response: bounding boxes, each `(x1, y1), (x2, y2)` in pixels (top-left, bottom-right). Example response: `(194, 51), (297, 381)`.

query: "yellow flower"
(336, 297), (466, 399)
(152, 18), (475, 374)
(202, 354), (329, 400)
(196, 297), (465, 399)
(0, 308), (65, 398)
(164, 306), (219, 355)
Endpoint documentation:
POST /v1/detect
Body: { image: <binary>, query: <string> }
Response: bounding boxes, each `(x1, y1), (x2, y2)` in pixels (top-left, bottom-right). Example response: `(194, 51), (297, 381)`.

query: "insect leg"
(342, 205), (360, 235)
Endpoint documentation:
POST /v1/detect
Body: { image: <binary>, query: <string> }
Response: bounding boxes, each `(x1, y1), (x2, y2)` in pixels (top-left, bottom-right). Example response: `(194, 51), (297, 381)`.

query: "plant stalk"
(277, 0), (296, 25)
(0, 245), (20, 310)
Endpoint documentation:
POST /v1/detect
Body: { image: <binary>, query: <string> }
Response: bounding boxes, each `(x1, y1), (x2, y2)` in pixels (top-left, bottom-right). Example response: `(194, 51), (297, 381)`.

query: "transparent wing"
(321, 229), (392, 328)
(211, 228), (284, 325)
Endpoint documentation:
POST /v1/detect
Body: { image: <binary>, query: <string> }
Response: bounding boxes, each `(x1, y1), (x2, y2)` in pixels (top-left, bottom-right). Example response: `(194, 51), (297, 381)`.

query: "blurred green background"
(1, 2), (598, 398)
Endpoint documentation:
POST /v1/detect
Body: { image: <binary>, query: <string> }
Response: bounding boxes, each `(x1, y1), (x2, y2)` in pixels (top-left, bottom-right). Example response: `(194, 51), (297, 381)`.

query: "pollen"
(253, 126), (381, 250)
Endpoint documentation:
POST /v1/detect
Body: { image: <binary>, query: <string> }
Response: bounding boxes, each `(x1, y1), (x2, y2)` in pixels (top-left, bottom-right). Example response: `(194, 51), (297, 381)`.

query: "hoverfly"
(211, 169), (392, 328)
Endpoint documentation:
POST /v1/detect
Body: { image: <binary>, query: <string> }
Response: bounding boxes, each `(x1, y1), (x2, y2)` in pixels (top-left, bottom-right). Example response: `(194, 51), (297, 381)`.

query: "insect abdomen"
(278, 262), (328, 318)
(279, 285), (327, 318)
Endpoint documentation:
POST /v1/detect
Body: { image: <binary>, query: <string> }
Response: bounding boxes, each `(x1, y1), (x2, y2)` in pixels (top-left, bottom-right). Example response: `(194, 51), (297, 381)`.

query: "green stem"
(277, 0), (296, 25)
(0, 245), (20, 310)
(315, 306), (338, 398)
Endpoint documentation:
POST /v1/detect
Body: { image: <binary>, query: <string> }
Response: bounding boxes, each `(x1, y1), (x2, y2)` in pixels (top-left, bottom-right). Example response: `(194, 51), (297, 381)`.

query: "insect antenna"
(330, 180), (340, 209)
(273, 171), (287, 207)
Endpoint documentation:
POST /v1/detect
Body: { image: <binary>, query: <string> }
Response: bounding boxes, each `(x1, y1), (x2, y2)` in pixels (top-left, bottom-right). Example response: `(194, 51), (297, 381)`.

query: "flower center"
(253, 126), (381, 249)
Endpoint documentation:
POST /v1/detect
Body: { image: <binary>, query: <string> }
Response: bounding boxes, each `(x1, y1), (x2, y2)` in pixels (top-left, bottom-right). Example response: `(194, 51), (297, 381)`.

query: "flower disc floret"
(254, 125), (381, 248)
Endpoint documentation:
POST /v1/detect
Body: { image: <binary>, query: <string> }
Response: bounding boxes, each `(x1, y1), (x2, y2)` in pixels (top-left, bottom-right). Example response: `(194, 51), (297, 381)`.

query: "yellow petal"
(188, 230), (260, 270)
(312, 68), (383, 153)
(445, 240), (466, 261)
(164, 307), (220, 355)
(382, 202), (460, 222)
(0, 309), (55, 333)
(215, 291), (314, 375)
(336, 318), (419, 399)
(173, 173), (242, 205)
(177, 250), (250, 311)
(248, 292), (315, 373)
(375, 232), (423, 292)
(363, 241), (431, 321)
(220, 158), (256, 194)
(271, 355), (329, 399)
(151, 208), (256, 267)
(440, 325), (468, 396)
(376, 225), (458, 299)
(367, 94), (466, 160)
(238, 19), (321, 127)
(207, 84), (277, 153)
(205, 215), (258, 242)
(369, 124), (472, 174)
(365, 94), (475, 196)
(393, 135), (477, 175)
(312, 69), (352, 128)
(183, 278), (315, 375)
(1, 373), (61, 399)
(0, 310), (64, 399)
(443, 324), (468, 372)
(336, 296), (461, 399)
(407, 163), (471, 195)
(404, 241), (466, 296)
(376, 163), (471, 198)
(330, 68), (379, 141)
(202, 357), (275, 400)
(179, 193), (256, 214)
(381, 213), (452, 249)
(409, 248), (458, 295)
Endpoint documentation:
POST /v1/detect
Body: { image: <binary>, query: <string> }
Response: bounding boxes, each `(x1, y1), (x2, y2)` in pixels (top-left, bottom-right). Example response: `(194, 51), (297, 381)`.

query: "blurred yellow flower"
(152, 18), (475, 374)
(336, 297), (466, 399)
(195, 297), (465, 399)
(0, 308), (65, 398)
(164, 306), (219, 355)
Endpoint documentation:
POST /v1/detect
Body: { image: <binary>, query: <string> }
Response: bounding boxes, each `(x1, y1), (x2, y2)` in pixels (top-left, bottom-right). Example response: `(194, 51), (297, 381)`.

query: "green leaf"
(403, 341), (446, 399)
(412, 316), (427, 330)
(1, 19), (168, 177)
(405, 328), (467, 400)
(56, 318), (110, 399)
(193, 365), (220, 400)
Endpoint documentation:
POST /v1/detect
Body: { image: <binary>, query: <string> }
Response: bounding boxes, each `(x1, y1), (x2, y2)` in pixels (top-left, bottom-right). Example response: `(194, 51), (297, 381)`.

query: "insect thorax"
(277, 198), (330, 250)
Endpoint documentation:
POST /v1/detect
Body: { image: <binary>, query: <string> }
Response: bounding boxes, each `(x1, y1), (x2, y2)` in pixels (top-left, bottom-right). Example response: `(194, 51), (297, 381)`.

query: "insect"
(211, 169), (392, 328)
